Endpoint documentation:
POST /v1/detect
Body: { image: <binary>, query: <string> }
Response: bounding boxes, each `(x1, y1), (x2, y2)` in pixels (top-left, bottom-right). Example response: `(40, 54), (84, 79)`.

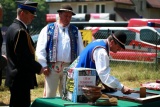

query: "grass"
(0, 75), (45, 106)
(0, 61), (160, 105)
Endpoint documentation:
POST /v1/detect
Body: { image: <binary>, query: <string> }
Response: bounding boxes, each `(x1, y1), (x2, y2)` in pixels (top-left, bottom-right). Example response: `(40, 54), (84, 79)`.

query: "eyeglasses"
(27, 11), (35, 16)
(22, 10), (35, 16)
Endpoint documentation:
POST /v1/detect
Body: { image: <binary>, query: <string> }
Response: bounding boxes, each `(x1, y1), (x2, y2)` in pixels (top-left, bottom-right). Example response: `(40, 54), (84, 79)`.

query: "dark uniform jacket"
(5, 19), (42, 89)
(0, 28), (2, 54)
(0, 28), (3, 85)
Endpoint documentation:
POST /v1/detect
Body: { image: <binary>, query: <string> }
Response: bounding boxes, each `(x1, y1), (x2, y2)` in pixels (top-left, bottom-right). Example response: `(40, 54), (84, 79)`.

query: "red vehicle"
(85, 26), (160, 63)
(128, 18), (160, 28)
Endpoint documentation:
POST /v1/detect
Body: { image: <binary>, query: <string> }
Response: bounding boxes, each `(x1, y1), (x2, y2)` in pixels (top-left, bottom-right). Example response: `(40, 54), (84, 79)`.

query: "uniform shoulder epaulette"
(14, 28), (35, 54)
(18, 28), (27, 33)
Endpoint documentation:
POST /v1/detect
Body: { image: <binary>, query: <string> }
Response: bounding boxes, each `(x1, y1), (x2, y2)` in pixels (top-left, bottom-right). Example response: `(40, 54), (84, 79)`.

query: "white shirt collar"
(57, 23), (70, 30)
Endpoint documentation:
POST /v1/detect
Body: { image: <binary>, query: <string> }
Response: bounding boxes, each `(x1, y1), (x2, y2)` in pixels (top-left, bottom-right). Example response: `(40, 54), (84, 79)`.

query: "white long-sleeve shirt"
(36, 23), (84, 67)
(93, 40), (123, 90)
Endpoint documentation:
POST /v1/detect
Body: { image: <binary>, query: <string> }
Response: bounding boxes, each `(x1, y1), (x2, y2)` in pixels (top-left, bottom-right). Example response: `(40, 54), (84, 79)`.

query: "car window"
(140, 29), (160, 45)
(93, 29), (136, 45)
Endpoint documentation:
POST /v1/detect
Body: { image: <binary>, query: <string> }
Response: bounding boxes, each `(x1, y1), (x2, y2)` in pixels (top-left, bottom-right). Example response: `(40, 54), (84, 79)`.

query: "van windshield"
(155, 29), (160, 33)
(94, 29), (136, 45)
(140, 29), (160, 45)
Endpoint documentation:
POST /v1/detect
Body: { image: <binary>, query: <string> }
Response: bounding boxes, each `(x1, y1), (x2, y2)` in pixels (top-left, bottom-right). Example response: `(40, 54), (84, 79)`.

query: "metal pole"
(156, 32), (158, 71)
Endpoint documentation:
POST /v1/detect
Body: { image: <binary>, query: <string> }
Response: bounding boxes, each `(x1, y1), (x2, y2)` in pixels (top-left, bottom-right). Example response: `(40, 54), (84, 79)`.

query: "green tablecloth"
(30, 90), (160, 107)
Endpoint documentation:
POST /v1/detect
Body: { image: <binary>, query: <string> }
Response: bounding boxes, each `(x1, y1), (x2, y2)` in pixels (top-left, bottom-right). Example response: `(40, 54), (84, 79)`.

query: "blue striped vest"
(76, 40), (109, 69)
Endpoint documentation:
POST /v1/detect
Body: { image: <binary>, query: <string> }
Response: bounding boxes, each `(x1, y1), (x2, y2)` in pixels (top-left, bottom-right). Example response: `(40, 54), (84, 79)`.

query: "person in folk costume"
(70, 31), (135, 94)
(5, 1), (43, 107)
(36, 4), (84, 97)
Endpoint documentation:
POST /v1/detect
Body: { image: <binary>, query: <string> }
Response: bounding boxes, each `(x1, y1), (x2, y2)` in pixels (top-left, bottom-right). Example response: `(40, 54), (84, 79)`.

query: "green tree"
(29, 0), (49, 35)
(1, 0), (16, 27)
(0, 0), (49, 35)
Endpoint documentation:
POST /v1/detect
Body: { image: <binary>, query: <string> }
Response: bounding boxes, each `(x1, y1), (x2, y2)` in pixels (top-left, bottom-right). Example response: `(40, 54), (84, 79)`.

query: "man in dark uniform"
(5, 1), (43, 107)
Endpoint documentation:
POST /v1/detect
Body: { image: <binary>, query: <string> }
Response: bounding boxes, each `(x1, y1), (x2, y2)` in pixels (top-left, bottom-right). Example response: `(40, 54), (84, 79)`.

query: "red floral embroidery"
(52, 63), (55, 69)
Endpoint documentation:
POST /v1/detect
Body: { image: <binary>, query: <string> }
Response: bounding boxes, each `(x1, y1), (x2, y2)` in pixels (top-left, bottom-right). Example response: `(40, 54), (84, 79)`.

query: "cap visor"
(57, 10), (76, 15)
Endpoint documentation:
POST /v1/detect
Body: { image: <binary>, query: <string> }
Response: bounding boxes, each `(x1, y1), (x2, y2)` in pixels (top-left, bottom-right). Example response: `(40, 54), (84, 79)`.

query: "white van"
(84, 26), (160, 63)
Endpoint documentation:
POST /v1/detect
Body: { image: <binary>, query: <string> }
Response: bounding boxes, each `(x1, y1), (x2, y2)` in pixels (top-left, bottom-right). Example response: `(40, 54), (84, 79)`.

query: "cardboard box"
(62, 67), (97, 103)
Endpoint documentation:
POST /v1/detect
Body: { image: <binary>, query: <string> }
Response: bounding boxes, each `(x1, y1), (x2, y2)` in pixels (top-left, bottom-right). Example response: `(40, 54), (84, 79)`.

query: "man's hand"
(43, 66), (51, 76)
(121, 86), (133, 94)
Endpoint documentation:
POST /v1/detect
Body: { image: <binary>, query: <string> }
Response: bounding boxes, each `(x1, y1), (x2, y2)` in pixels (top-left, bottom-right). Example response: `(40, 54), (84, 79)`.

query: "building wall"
(49, 2), (115, 14)
(48, 1), (125, 21)
(47, 0), (160, 21)
(132, 0), (160, 18)
(147, 8), (160, 18)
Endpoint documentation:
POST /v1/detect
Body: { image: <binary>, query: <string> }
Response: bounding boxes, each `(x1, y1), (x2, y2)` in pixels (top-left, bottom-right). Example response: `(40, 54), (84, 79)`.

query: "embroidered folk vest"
(46, 22), (78, 63)
(75, 40), (109, 86)
(76, 40), (109, 69)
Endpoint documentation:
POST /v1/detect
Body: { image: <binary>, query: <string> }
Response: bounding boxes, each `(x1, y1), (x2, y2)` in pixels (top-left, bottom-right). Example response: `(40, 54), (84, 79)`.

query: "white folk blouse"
(36, 23), (84, 67)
